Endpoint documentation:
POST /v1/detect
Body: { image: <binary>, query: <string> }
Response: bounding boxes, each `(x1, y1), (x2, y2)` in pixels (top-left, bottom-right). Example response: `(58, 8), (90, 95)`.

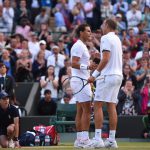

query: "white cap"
(52, 45), (59, 50)
(116, 13), (122, 18)
(39, 40), (46, 45)
(131, 1), (137, 5)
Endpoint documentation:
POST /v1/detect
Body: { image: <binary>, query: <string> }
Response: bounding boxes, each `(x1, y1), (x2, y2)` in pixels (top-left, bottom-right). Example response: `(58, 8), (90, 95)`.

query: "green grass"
(1, 142), (150, 150)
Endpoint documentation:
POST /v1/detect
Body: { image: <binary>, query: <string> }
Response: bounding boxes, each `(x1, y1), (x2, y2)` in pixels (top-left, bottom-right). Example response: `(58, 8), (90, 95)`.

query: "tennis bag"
(33, 125), (59, 145)
(19, 131), (35, 146)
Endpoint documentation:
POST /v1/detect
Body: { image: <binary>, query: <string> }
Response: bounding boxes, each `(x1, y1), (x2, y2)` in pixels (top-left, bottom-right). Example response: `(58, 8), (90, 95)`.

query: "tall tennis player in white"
(71, 23), (95, 148)
(88, 18), (123, 148)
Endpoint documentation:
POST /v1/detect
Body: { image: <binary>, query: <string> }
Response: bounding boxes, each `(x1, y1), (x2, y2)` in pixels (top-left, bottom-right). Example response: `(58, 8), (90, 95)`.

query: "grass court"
(1, 142), (150, 150)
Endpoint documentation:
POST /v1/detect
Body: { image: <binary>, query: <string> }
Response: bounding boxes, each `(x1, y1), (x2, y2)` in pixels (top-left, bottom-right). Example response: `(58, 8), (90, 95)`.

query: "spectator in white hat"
(116, 13), (126, 31)
(39, 40), (52, 60)
(47, 45), (65, 77)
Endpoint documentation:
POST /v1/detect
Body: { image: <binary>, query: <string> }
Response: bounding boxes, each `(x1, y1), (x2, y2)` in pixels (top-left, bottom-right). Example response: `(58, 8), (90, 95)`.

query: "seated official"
(0, 91), (20, 148)
(37, 89), (57, 116)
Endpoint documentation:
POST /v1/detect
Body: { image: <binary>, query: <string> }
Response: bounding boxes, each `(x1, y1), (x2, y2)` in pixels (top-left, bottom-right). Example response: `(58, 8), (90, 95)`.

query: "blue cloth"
(3, 61), (12, 77)
(41, 0), (51, 7)
(54, 12), (66, 27)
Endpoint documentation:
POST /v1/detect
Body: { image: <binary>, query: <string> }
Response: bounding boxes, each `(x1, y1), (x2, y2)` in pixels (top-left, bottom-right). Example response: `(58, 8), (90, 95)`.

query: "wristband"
(92, 70), (100, 78)
(13, 137), (18, 141)
(80, 64), (88, 70)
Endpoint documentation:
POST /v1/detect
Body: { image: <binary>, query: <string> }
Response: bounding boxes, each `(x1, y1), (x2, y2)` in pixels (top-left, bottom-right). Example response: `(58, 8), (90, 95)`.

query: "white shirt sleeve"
(71, 43), (84, 58)
(101, 36), (111, 52)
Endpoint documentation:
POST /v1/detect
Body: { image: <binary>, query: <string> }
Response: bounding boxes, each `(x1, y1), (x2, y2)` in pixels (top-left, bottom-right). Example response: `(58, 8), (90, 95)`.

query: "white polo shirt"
(71, 40), (90, 79)
(100, 32), (123, 76)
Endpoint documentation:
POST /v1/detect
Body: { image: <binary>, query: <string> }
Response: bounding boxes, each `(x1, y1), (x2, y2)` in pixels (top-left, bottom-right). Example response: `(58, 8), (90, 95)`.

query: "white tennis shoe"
(90, 138), (105, 148)
(74, 139), (82, 148)
(104, 138), (118, 148)
(77, 138), (94, 149)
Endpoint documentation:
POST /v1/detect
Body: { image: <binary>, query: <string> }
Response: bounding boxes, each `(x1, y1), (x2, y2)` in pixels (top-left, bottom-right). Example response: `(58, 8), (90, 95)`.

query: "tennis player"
(88, 18), (123, 148)
(71, 23), (95, 148)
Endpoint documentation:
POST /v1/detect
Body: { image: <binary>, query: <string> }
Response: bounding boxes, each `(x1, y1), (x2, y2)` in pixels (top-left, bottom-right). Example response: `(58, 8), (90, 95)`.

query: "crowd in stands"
(0, 0), (149, 116)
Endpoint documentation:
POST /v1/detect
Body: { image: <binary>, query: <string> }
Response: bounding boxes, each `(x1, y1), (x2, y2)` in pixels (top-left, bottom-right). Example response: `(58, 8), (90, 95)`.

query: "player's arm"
(96, 50), (110, 72)
(14, 117), (19, 139)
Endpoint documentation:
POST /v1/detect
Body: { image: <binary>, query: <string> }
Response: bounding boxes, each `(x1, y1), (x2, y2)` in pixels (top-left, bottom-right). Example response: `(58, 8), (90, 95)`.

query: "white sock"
(77, 132), (82, 140)
(82, 131), (89, 140)
(95, 129), (102, 140)
(109, 130), (116, 141)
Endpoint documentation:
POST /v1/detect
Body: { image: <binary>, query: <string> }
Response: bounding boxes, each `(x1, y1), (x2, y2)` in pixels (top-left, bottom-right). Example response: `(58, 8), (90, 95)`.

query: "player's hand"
(88, 76), (95, 83)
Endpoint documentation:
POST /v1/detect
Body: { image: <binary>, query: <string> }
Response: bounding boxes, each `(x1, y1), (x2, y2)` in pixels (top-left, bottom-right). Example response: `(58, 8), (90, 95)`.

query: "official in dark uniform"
(0, 91), (20, 148)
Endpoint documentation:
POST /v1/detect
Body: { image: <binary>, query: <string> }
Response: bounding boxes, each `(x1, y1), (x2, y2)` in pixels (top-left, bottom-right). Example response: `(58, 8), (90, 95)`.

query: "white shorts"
(70, 81), (92, 103)
(94, 75), (123, 104)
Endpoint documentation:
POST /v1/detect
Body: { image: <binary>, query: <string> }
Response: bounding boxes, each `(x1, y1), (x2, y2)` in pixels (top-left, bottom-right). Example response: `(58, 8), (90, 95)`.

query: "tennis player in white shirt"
(71, 23), (96, 148)
(88, 18), (123, 148)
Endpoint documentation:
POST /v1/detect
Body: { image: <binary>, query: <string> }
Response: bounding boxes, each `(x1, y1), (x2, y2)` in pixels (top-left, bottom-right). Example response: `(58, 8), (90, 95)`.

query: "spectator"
(47, 45), (65, 77)
(121, 31), (130, 47)
(7, 37), (18, 61)
(32, 50), (47, 81)
(58, 58), (70, 92)
(55, 0), (71, 30)
(0, 6), (9, 34)
(60, 87), (76, 104)
(38, 23), (51, 41)
(142, 5), (150, 29)
(121, 63), (137, 89)
(2, 0), (14, 33)
(28, 0), (41, 24)
(40, 65), (58, 100)
(15, 38), (28, 58)
(16, 49), (33, 82)
(116, 13), (126, 32)
(15, 18), (31, 40)
(84, 0), (95, 30)
(126, 1), (142, 28)
(54, 7), (67, 33)
(71, 1), (85, 27)
(123, 49), (137, 72)
(0, 49), (16, 77)
(113, 0), (128, 19)
(0, 33), (6, 54)
(0, 91), (20, 148)
(135, 57), (150, 90)
(39, 40), (52, 60)
(15, 0), (31, 25)
(0, 63), (15, 102)
(101, 0), (113, 21)
(141, 77), (150, 114)
(28, 32), (40, 62)
(37, 89), (57, 116)
(61, 66), (72, 91)
(34, 7), (50, 31)
(117, 79), (141, 116)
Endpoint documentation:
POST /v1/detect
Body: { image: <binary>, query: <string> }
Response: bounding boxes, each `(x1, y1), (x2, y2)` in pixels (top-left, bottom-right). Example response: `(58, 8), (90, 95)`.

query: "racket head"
(62, 76), (85, 95)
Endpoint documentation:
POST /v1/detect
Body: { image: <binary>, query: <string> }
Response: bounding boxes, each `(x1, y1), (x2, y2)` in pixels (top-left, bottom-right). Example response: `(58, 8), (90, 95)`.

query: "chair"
(55, 104), (76, 132)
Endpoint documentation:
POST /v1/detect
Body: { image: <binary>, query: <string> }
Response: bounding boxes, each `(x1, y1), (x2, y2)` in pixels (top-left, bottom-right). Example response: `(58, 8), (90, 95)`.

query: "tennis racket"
(62, 76), (92, 96)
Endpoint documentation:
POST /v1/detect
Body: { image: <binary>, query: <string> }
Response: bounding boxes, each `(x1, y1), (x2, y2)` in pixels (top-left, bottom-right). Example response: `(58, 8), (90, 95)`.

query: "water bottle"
(44, 135), (50, 146)
(34, 135), (40, 146)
